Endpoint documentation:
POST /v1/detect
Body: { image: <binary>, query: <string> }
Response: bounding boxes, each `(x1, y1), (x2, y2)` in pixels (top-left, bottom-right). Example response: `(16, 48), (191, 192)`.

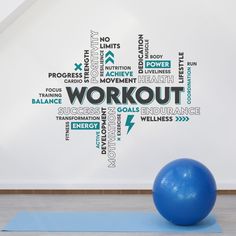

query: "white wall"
(0, 0), (35, 32)
(0, 0), (26, 21)
(0, 0), (235, 189)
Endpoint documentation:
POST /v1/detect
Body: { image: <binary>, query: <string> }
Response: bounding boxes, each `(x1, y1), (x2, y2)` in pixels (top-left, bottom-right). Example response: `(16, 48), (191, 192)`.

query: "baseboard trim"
(0, 190), (151, 194)
(217, 190), (236, 194)
(0, 189), (235, 194)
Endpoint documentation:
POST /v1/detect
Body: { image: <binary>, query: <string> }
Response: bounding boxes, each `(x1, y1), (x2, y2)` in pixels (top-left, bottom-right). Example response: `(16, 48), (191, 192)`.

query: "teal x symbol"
(74, 63), (82, 71)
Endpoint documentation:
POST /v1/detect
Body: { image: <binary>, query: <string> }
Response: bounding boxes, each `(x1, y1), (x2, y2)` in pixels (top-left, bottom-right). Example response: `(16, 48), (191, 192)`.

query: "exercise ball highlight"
(152, 158), (217, 226)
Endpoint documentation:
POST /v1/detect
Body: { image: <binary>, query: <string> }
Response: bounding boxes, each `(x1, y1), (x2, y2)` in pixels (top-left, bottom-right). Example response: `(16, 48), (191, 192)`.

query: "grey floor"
(0, 194), (235, 235)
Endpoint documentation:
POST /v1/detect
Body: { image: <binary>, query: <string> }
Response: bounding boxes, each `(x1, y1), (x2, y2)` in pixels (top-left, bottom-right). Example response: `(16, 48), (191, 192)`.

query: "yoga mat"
(3, 212), (222, 232)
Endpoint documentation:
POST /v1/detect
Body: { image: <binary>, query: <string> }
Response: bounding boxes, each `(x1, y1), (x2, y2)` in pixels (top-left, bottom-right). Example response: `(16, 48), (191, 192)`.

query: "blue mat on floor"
(3, 212), (221, 232)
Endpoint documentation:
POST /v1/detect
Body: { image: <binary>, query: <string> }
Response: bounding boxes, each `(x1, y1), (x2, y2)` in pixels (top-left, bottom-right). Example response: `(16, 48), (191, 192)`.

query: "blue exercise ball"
(152, 158), (217, 226)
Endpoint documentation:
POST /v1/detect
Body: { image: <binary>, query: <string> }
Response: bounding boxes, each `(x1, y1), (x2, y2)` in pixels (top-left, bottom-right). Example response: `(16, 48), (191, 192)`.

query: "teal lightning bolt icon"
(125, 115), (135, 134)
